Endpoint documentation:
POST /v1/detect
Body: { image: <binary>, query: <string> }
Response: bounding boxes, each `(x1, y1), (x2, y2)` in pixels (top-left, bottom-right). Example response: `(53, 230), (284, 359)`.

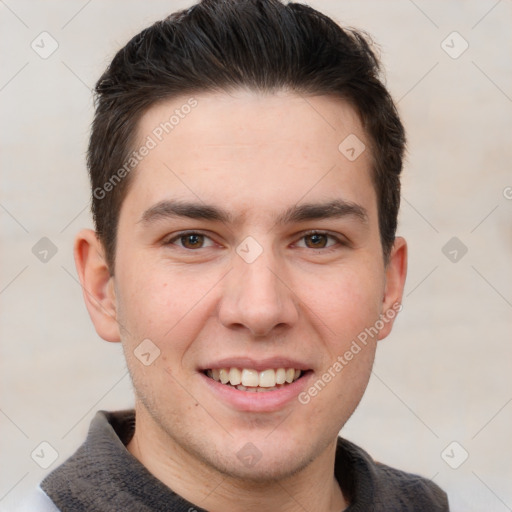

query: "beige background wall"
(1, 1), (511, 511)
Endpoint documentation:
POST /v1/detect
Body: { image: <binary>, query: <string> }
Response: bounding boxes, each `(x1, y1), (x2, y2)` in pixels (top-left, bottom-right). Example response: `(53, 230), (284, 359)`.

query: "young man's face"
(79, 90), (406, 481)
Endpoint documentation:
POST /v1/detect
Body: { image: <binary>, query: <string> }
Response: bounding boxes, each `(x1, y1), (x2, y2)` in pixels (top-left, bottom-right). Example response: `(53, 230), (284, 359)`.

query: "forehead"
(138, 90), (366, 156)
(125, 90), (375, 220)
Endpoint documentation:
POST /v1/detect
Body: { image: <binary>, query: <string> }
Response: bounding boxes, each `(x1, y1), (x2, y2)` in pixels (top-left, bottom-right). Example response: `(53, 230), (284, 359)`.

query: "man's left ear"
(378, 236), (407, 340)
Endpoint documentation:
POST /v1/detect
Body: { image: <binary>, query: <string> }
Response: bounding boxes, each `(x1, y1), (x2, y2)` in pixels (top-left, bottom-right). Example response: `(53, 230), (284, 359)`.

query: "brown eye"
(180, 233), (205, 249)
(166, 231), (216, 250)
(304, 233), (329, 248)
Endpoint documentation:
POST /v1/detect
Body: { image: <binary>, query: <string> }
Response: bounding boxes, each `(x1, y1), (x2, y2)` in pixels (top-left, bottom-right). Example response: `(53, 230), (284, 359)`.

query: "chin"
(193, 431), (319, 484)
(214, 449), (313, 484)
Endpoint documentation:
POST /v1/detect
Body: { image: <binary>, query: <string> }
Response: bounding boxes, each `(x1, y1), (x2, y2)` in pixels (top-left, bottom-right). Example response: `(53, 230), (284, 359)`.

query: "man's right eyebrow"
(138, 200), (233, 225)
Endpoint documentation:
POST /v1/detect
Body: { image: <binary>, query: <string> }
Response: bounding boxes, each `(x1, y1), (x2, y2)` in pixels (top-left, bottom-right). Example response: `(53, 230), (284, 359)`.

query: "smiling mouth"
(204, 367), (307, 392)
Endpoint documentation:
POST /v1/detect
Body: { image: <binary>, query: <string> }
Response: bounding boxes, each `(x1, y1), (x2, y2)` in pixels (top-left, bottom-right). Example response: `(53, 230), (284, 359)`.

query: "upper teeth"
(207, 368), (302, 387)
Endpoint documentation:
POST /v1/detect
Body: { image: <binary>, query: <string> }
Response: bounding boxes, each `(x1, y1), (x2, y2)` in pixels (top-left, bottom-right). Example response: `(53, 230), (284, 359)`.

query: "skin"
(75, 90), (407, 512)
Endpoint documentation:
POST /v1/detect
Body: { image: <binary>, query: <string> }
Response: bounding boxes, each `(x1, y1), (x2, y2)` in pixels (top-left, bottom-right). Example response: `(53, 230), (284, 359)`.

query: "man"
(20, 0), (449, 510)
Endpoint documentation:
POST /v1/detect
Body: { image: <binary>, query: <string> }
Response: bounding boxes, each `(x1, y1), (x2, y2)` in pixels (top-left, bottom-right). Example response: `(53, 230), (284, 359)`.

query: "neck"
(127, 405), (347, 512)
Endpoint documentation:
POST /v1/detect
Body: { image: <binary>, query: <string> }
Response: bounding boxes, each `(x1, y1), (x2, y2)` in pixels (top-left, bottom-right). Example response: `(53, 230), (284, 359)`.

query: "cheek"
(301, 262), (385, 345)
(115, 264), (179, 340)
(114, 261), (218, 356)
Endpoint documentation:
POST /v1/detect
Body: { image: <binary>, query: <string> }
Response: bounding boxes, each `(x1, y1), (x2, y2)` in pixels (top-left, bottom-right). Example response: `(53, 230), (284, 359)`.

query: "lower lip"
(199, 371), (313, 412)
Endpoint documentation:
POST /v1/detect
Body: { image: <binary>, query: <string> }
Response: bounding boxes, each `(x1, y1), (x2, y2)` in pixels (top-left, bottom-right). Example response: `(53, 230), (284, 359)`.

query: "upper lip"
(200, 357), (311, 372)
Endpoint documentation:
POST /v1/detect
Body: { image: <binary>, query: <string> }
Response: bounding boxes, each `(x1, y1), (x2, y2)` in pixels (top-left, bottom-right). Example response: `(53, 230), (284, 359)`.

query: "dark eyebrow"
(139, 199), (367, 226)
(139, 200), (233, 225)
(277, 200), (368, 225)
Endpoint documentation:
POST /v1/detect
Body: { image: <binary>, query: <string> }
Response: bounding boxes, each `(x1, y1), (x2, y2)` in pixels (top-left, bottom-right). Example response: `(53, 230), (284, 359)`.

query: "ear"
(74, 229), (121, 342)
(378, 236), (407, 340)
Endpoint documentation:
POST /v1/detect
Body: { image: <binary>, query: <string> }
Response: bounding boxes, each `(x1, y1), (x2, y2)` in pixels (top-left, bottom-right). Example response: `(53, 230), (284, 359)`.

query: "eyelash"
(165, 230), (347, 252)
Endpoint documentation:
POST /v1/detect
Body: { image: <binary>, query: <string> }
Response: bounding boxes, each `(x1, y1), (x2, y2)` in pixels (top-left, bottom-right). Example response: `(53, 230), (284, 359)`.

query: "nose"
(218, 247), (299, 338)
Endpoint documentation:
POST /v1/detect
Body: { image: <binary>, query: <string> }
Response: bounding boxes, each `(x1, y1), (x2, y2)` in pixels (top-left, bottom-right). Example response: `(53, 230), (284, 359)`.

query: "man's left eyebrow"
(277, 200), (368, 225)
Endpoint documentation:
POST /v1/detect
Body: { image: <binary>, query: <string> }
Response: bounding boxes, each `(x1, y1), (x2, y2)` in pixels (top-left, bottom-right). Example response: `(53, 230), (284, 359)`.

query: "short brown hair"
(88, 0), (406, 272)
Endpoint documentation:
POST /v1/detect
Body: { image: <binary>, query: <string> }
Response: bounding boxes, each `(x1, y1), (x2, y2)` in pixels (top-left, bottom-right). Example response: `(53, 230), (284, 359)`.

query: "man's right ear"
(74, 229), (121, 343)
